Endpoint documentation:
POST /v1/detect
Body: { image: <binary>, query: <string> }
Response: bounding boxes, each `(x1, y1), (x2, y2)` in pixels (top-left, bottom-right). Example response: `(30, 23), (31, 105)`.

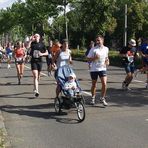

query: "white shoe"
(34, 89), (39, 97)
(134, 69), (140, 77)
(100, 97), (108, 106)
(90, 97), (95, 105)
(126, 87), (132, 91)
(7, 64), (11, 69)
(145, 83), (148, 89)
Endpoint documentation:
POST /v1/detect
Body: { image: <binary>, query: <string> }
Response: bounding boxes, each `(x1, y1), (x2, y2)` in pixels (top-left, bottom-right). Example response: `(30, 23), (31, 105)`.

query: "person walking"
(29, 33), (48, 97)
(120, 39), (137, 90)
(52, 39), (72, 98)
(87, 35), (109, 106)
(13, 41), (26, 84)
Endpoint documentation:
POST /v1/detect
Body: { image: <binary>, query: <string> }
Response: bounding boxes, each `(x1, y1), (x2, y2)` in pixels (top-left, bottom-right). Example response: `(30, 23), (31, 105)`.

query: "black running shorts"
(31, 61), (42, 71)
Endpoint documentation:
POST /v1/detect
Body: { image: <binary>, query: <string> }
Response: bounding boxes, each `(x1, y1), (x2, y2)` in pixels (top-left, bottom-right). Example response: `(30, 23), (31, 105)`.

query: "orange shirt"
(15, 48), (25, 58)
(51, 44), (61, 54)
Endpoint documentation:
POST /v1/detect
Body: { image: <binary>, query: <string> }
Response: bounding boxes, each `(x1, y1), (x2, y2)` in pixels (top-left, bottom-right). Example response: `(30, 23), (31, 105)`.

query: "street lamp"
(64, 0), (68, 42)
(124, 4), (127, 46)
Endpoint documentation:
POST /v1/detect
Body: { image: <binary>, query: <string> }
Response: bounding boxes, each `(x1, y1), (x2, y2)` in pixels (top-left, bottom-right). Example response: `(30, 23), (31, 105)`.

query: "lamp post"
(124, 4), (127, 46)
(64, 0), (68, 42)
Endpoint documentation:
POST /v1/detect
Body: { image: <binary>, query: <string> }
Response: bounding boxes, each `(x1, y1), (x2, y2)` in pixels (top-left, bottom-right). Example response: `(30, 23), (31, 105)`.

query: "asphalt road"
(0, 59), (148, 148)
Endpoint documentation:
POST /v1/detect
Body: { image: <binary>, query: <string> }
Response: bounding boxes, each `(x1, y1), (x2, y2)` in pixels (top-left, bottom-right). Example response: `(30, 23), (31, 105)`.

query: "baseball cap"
(128, 39), (136, 46)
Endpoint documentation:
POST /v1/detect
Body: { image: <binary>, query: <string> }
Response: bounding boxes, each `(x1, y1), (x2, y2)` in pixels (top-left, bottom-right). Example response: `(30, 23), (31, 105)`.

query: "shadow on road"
(83, 87), (148, 108)
(0, 102), (82, 124)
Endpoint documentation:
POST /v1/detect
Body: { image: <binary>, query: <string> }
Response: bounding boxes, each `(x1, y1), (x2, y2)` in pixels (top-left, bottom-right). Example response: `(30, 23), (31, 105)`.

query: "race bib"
(33, 50), (39, 58)
(128, 56), (134, 63)
(16, 57), (23, 62)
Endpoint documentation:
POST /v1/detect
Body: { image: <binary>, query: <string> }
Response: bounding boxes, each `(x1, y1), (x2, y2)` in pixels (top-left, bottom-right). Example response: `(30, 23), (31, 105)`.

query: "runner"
(85, 41), (95, 70)
(120, 39), (137, 90)
(52, 39), (72, 98)
(13, 41), (26, 84)
(139, 38), (148, 88)
(29, 33), (48, 97)
(46, 39), (53, 76)
(5, 42), (13, 69)
(0, 44), (5, 68)
(87, 35), (109, 106)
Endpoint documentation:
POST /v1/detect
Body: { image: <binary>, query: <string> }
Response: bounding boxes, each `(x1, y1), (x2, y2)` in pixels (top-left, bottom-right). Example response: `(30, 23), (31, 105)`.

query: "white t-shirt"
(87, 45), (109, 71)
(56, 49), (71, 68)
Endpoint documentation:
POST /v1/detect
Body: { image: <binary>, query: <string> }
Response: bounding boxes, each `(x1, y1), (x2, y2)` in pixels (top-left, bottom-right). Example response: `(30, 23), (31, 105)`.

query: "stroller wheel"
(75, 102), (85, 122)
(54, 97), (61, 114)
(80, 95), (85, 105)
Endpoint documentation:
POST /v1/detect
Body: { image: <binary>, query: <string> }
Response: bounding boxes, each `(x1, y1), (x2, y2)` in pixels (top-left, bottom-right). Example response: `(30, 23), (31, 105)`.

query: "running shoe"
(134, 69), (140, 77)
(35, 92), (39, 97)
(145, 83), (148, 89)
(122, 82), (126, 90)
(90, 99), (95, 105)
(34, 89), (39, 97)
(7, 64), (11, 69)
(100, 97), (108, 106)
(18, 80), (21, 85)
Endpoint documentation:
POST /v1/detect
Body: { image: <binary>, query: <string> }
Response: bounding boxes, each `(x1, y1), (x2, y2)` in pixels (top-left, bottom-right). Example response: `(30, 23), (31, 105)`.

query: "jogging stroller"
(54, 65), (85, 122)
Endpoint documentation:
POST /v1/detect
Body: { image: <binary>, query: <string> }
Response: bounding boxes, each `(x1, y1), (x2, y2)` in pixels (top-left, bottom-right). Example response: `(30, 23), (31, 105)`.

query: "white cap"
(128, 39), (136, 46)
(34, 33), (40, 37)
(69, 73), (76, 78)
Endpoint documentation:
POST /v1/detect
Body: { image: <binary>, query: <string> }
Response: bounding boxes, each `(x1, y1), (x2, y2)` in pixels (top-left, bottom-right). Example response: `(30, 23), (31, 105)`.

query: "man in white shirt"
(87, 35), (109, 106)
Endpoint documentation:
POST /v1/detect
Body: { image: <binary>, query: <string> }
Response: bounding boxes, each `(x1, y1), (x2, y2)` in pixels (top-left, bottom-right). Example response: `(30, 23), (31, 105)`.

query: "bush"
(71, 49), (141, 67)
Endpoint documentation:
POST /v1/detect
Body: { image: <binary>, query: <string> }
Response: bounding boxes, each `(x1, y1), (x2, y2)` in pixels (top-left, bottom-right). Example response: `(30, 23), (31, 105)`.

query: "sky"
(0, 0), (17, 9)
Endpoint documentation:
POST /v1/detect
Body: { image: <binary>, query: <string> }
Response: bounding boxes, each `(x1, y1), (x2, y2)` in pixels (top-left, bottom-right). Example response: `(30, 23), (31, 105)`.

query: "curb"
(0, 111), (11, 147)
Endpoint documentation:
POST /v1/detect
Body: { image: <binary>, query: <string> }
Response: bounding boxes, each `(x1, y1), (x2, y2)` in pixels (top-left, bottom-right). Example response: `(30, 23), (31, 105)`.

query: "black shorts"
(15, 59), (24, 65)
(90, 71), (107, 80)
(31, 61), (42, 71)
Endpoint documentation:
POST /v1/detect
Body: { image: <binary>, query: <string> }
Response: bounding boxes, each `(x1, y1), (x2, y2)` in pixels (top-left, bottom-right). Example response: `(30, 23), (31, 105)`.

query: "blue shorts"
(90, 71), (107, 80)
(124, 63), (135, 73)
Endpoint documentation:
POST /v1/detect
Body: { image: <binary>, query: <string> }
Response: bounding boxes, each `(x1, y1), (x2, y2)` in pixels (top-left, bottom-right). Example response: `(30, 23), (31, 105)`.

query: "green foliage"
(0, 0), (147, 47)
(0, 128), (5, 148)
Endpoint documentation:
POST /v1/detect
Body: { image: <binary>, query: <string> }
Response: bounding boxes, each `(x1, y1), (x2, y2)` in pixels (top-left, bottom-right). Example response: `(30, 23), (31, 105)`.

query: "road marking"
(133, 79), (144, 83)
(24, 65), (145, 96)
(25, 65), (91, 96)
(81, 91), (91, 96)
(25, 65), (48, 76)
(146, 119), (148, 121)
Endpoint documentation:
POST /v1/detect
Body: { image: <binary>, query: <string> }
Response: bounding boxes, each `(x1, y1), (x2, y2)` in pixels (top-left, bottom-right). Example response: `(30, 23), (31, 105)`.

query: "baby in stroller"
(64, 72), (79, 97)
(56, 65), (81, 98)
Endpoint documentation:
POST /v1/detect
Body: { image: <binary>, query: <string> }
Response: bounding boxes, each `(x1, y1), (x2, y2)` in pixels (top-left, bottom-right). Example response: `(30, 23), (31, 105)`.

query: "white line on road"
(81, 91), (91, 96)
(25, 65), (91, 95)
(133, 79), (144, 83)
(24, 65), (145, 96)
(25, 65), (48, 77)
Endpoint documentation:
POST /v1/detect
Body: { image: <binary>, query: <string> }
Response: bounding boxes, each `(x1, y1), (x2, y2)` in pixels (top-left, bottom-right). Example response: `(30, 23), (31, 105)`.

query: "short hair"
(96, 34), (104, 39)
(62, 39), (68, 44)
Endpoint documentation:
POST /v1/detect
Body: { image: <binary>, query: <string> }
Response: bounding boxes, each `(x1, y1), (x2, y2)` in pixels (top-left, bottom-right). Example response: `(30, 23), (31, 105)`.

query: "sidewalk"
(0, 111), (11, 147)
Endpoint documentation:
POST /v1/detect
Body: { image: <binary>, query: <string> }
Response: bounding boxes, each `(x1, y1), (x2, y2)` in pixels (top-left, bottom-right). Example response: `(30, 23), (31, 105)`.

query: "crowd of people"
(0, 34), (147, 106)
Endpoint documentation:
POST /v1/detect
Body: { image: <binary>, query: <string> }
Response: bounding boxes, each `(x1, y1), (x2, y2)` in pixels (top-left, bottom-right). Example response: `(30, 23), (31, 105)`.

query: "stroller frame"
(54, 65), (85, 122)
